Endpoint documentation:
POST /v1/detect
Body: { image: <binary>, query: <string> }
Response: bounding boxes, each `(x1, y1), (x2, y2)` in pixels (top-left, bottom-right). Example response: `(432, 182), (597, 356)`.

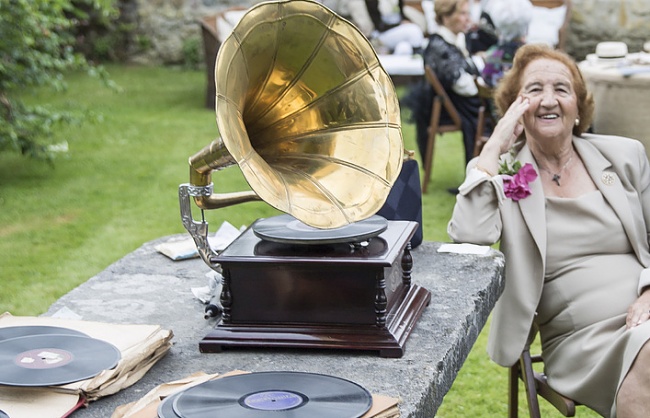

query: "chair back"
(424, 66), (462, 129)
(420, 65), (463, 193)
(473, 77), (496, 157)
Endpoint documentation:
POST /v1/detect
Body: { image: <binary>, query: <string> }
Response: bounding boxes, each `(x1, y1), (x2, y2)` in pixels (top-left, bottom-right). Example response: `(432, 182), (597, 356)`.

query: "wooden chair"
(509, 324), (582, 418)
(474, 78), (496, 157)
(421, 65), (462, 193)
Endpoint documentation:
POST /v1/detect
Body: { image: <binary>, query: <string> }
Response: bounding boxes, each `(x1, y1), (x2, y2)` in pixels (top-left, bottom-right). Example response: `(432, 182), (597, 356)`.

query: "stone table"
(44, 235), (505, 417)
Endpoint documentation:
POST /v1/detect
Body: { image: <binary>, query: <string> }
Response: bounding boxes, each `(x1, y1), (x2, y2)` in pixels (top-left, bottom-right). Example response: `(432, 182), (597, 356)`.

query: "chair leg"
(422, 99), (442, 193)
(520, 352), (542, 418)
(508, 364), (519, 418)
(473, 105), (487, 157)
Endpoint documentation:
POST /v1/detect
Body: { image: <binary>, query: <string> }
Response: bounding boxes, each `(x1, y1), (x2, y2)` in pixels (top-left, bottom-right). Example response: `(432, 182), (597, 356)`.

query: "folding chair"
(421, 65), (463, 193)
(509, 324), (582, 418)
(473, 78), (496, 157)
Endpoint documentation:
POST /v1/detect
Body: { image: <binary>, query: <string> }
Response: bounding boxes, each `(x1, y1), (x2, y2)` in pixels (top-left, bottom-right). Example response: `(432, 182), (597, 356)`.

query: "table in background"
(379, 54), (424, 87)
(45, 236), (505, 418)
(579, 54), (650, 157)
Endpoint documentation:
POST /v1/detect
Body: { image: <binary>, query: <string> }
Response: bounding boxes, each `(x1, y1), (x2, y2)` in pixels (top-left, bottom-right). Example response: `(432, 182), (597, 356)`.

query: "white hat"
(595, 42), (628, 59)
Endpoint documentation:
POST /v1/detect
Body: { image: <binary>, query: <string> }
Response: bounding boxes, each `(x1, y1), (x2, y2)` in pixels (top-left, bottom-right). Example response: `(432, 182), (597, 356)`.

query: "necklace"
(538, 153), (574, 186)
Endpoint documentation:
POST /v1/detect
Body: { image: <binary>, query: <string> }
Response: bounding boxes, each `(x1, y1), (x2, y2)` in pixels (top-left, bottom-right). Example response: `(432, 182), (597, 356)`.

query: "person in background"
(480, 0), (533, 87)
(404, 0), (482, 176)
(466, 0), (498, 55)
(448, 43), (650, 417)
(347, 0), (425, 55)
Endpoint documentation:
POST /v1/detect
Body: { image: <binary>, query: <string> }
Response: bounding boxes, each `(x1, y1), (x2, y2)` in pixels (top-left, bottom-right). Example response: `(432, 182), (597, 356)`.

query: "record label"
(14, 347), (73, 369)
(0, 335), (121, 387)
(242, 390), (306, 411)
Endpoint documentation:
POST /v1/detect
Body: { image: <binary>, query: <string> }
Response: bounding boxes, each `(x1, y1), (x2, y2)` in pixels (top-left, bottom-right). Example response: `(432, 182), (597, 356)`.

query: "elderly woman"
(405, 0), (481, 175)
(448, 43), (650, 417)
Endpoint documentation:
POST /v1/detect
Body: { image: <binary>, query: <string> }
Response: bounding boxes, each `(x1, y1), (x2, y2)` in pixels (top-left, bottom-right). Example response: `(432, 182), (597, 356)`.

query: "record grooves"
(0, 326), (88, 341)
(0, 334), (121, 387)
(158, 371), (372, 418)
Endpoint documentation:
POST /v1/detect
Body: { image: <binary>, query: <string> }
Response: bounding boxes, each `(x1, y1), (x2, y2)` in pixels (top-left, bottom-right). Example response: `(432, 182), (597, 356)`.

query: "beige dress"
(537, 190), (650, 417)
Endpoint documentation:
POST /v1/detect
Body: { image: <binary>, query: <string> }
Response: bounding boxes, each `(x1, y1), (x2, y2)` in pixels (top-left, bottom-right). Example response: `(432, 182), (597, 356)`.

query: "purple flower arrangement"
(501, 163), (537, 201)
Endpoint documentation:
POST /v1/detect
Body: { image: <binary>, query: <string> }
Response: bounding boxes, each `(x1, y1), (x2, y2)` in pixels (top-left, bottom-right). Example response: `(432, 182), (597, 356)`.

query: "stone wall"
(127, 0), (259, 64)
(567, 0), (650, 59)
(128, 0), (650, 64)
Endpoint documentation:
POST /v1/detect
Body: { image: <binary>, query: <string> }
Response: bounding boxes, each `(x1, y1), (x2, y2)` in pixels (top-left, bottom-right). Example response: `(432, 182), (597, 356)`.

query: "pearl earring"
(575, 118), (580, 127)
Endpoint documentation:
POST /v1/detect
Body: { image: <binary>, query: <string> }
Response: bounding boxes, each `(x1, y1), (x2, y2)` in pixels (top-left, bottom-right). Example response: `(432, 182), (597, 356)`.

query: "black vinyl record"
(0, 334), (121, 387)
(253, 214), (388, 245)
(158, 390), (183, 418)
(0, 326), (88, 341)
(171, 371), (372, 418)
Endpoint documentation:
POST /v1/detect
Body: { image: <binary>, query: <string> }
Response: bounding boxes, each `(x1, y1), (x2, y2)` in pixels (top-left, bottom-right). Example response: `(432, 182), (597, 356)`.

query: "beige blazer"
(448, 133), (650, 367)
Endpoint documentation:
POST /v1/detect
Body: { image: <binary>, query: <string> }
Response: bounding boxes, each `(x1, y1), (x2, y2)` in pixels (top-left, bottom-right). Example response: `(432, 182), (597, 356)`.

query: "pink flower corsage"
(500, 163), (537, 201)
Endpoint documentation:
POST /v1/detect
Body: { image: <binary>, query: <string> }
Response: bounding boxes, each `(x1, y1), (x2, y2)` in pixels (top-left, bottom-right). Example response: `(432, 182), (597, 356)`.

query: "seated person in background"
(466, 0), (498, 55)
(448, 43), (650, 417)
(404, 0), (482, 168)
(347, 0), (425, 55)
(480, 0), (533, 87)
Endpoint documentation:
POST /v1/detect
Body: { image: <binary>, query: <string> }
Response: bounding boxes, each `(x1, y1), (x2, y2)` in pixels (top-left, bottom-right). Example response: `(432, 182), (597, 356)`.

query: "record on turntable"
(252, 214), (388, 245)
(0, 325), (88, 341)
(0, 334), (121, 387)
(159, 371), (372, 418)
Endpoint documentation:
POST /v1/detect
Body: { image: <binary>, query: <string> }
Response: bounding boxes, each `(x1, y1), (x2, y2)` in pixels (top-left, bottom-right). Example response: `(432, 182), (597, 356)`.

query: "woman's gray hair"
(485, 0), (533, 42)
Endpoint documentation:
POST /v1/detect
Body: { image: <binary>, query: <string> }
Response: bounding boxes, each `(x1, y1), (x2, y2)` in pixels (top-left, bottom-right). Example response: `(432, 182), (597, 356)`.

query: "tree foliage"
(0, 0), (118, 161)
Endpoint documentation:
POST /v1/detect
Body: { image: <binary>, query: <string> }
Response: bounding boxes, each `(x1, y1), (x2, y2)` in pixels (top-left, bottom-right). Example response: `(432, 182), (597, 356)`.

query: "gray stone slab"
(44, 235), (505, 417)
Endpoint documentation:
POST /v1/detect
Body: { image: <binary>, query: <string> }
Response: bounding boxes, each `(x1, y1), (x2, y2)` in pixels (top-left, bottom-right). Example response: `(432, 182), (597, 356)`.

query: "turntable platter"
(252, 214), (388, 245)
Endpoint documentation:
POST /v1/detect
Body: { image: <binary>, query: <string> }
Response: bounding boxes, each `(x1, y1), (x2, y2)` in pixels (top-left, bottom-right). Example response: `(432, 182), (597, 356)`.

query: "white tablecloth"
(579, 53), (650, 157)
(378, 54), (424, 76)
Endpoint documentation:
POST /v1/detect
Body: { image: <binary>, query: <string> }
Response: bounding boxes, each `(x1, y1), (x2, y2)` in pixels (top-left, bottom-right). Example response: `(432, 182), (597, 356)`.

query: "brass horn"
(180, 0), (403, 263)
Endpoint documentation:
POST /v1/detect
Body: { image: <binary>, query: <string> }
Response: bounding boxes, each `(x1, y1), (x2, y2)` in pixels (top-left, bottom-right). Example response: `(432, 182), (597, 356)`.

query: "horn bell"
(209, 0), (403, 229)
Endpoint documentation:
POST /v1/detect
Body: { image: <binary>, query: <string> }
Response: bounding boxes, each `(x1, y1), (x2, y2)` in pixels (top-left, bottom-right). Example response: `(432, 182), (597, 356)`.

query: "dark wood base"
(200, 283), (430, 358)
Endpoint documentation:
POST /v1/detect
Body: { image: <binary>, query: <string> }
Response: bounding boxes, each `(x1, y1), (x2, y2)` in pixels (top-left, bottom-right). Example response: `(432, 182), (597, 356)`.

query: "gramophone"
(179, 0), (430, 358)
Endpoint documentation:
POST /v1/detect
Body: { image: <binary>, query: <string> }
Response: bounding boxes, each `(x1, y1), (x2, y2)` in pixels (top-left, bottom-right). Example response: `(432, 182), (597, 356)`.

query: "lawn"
(0, 65), (597, 417)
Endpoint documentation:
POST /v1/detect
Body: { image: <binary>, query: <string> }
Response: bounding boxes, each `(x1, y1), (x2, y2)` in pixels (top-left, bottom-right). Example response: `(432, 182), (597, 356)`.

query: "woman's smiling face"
(519, 58), (579, 143)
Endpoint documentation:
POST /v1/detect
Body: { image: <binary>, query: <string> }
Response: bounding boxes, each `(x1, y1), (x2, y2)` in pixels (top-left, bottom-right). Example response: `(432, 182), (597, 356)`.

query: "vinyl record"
(0, 326), (88, 341)
(253, 214), (388, 245)
(0, 334), (121, 387)
(172, 371), (372, 418)
(158, 390), (183, 418)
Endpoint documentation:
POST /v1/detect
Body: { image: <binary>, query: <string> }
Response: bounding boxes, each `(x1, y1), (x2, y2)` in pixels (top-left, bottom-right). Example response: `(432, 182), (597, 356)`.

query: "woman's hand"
(476, 95), (529, 174)
(626, 288), (650, 329)
(489, 95), (529, 155)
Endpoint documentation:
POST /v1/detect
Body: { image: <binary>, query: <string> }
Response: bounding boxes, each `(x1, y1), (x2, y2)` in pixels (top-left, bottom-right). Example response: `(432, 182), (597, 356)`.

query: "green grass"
(0, 66), (598, 416)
